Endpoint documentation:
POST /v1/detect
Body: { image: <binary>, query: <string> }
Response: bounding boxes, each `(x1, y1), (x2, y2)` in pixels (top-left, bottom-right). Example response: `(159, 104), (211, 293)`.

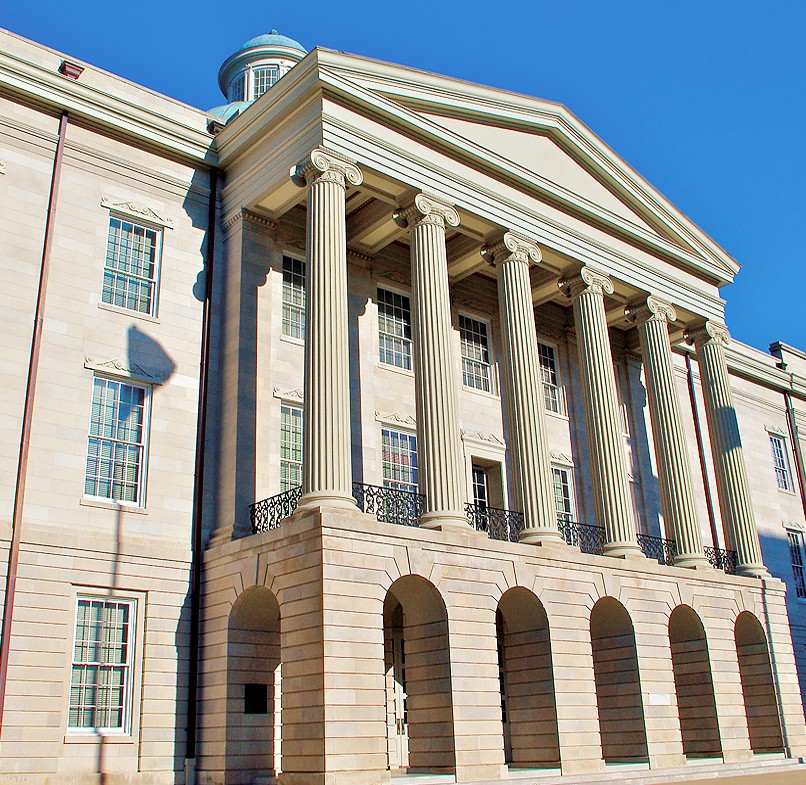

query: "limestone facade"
(1, 24), (806, 785)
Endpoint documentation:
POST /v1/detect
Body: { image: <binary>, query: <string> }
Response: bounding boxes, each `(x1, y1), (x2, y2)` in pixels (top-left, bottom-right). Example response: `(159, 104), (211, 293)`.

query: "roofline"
(0, 27), (216, 166)
(314, 48), (740, 282)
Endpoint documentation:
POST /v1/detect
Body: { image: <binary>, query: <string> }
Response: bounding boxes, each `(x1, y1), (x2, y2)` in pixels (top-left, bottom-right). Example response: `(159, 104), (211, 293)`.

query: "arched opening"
(669, 605), (721, 758)
(590, 597), (648, 764)
(384, 576), (455, 774)
(226, 586), (281, 783)
(735, 611), (783, 754)
(497, 588), (559, 769)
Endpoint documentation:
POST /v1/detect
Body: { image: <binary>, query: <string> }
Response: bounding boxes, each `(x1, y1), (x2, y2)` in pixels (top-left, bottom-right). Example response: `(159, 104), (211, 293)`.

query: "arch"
(669, 605), (721, 758)
(383, 575), (455, 773)
(226, 586), (282, 783)
(590, 597), (648, 764)
(497, 587), (559, 768)
(735, 611), (783, 754)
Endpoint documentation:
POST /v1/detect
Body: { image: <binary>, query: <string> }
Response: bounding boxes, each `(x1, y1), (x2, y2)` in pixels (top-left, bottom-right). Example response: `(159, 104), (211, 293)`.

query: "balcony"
(250, 483), (424, 533)
(249, 491), (738, 575)
(465, 504), (524, 543)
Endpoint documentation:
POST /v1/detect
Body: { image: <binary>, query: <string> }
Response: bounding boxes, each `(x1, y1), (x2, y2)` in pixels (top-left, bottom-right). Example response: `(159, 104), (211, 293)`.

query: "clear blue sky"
(5, 1), (804, 353)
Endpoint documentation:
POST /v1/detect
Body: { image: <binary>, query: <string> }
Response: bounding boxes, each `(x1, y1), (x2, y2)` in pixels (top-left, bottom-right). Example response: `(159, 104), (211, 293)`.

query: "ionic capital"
(626, 295), (677, 325)
(290, 146), (363, 190)
(482, 231), (541, 267)
(685, 320), (731, 348)
(559, 266), (614, 299)
(394, 192), (460, 230)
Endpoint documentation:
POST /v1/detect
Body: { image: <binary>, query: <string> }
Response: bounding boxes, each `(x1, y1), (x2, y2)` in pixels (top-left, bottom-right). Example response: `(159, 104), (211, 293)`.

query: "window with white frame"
(770, 433), (793, 491)
(84, 378), (149, 505)
(280, 404), (303, 491)
(253, 66), (280, 98)
(69, 597), (135, 731)
(381, 428), (418, 492)
(229, 74), (245, 102)
(378, 288), (412, 370)
(538, 342), (564, 414)
(281, 256), (305, 340)
(551, 466), (574, 523)
(472, 466), (489, 509)
(787, 530), (806, 599)
(459, 315), (492, 393)
(102, 216), (161, 316)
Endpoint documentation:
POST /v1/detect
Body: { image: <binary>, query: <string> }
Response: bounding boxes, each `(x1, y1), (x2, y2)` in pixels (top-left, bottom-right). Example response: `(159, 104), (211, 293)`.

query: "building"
(2, 24), (806, 785)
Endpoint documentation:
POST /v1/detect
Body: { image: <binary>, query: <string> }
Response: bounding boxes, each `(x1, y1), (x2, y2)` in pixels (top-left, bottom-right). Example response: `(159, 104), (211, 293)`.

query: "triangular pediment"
(310, 50), (739, 283)
(216, 48), (739, 288)
(414, 113), (659, 233)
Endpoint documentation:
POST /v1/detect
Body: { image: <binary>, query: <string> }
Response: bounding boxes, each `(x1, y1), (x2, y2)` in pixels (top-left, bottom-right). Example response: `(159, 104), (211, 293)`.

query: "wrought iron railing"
(352, 482), (424, 527)
(250, 486), (303, 534)
(466, 504), (524, 543)
(637, 533), (678, 566)
(558, 519), (606, 555)
(705, 546), (738, 574)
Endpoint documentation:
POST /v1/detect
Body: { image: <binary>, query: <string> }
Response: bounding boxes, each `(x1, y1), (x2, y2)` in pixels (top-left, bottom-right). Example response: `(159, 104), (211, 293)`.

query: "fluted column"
(687, 321), (766, 577)
(395, 193), (469, 530)
(560, 267), (642, 558)
(290, 147), (362, 510)
(628, 297), (708, 568)
(485, 232), (563, 545)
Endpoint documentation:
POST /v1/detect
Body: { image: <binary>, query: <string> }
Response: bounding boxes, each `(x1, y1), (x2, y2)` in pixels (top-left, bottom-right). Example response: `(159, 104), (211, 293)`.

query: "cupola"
(208, 30), (307, 124)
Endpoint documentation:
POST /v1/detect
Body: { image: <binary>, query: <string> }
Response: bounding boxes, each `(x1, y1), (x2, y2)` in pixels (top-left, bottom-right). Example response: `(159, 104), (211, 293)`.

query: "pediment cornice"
(314, 62), (737, 285)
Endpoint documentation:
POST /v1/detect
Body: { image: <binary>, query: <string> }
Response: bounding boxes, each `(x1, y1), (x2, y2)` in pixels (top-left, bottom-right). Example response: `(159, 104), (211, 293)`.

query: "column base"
(673, 553), (712, 570)
(603, 541), (646, 559)
(735, 562), (769, 578)
(519, 528), (568, 548)
(419, 510), (475, 532)
(297, 491), (357, 512)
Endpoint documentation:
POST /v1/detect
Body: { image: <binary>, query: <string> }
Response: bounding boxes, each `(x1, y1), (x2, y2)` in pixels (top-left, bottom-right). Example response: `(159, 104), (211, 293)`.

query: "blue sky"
(5, 1), (804, 353)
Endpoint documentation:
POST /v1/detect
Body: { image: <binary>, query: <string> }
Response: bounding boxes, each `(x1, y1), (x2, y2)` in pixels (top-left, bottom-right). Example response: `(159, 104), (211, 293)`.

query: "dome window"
(253, 66), (281, 99)
(229, 75), (245, 103)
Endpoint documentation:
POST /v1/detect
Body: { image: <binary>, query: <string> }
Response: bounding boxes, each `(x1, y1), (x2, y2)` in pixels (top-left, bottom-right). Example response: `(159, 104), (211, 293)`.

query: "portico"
(199, 44), (804, 785)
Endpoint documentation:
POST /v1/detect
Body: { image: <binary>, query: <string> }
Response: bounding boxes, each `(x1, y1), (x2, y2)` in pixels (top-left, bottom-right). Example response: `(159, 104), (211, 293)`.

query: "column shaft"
(562, 268), (641, 558)
(631, 298), (707, 567)
(488, 232), (562, 544)
(689, 322), (766, 576)
(291, 148), (362, 510)
(399, 194), (468, 530)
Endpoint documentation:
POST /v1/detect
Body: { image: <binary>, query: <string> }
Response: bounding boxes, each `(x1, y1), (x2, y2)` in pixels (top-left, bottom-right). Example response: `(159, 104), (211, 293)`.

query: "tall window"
(282, 256), (306, 340)
(459, 315), (492, 392)
(770, 434), (793, 491)
(551, 466), (574, 523)
(378, 288), (412, 370)
(280, 404), (303, 491)
(69, 597), (135, 731)
(472, 466), (489, 509)
(538, 343), (563, 414)
(381, 428), (418, 492)
(229, 74), (245, 102)
(102, 217), (161, 316)
(85, 378), (148, 505)
(253, 65), (280, 98)
(788, 530), (806, 599)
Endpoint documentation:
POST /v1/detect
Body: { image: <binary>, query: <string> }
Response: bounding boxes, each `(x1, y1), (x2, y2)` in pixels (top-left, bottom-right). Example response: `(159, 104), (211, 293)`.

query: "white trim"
(67, 595), (137, 735)
(83, 375), (152, 509)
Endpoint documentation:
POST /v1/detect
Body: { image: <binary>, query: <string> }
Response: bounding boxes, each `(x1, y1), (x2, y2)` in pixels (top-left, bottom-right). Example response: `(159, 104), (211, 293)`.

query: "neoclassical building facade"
(2, 25), (806, 785)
